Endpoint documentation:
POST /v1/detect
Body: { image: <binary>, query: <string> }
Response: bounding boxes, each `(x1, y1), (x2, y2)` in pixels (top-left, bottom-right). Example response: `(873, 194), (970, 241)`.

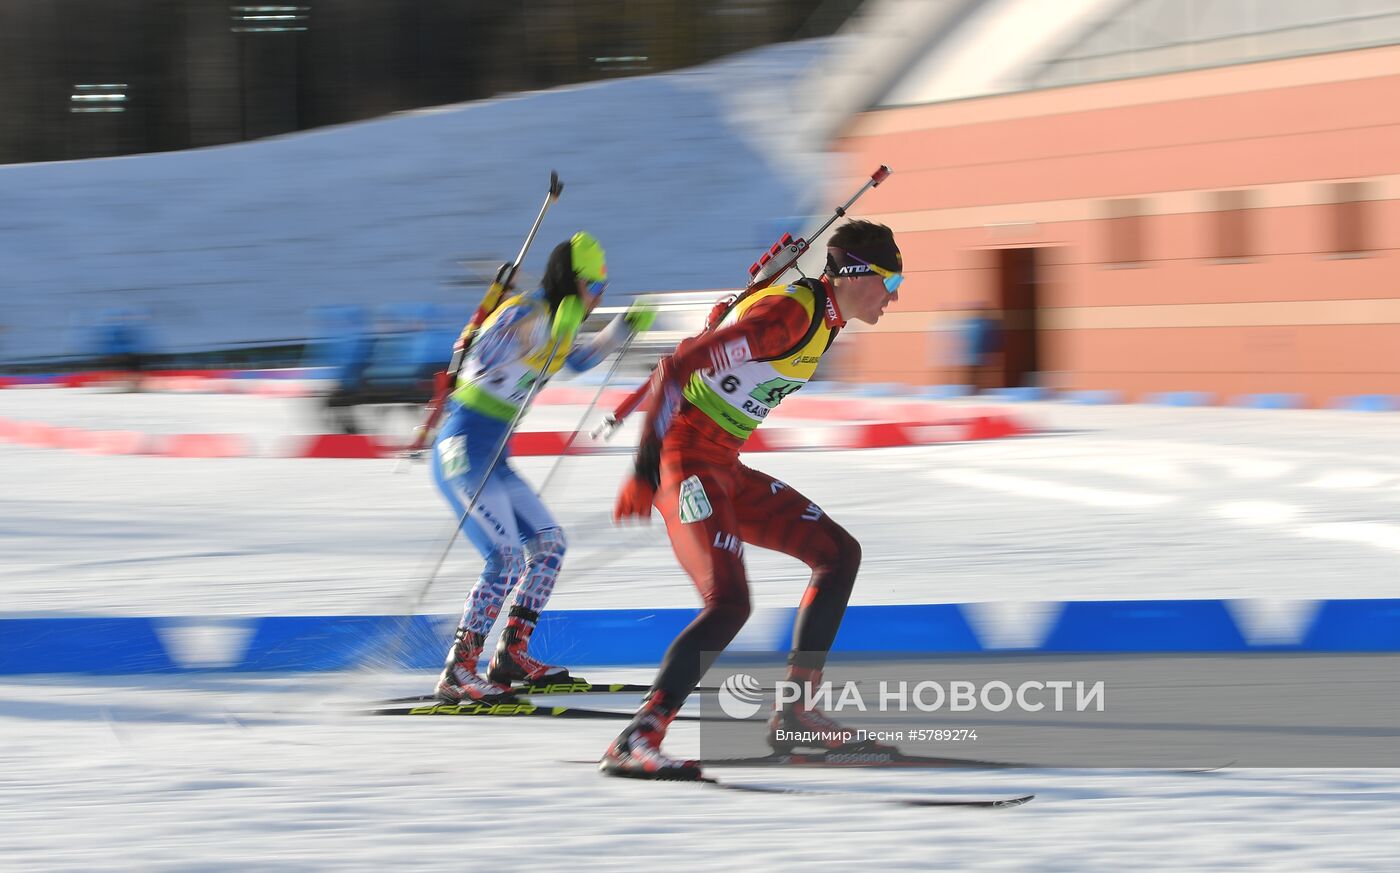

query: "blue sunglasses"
(846, 253), (904, 294)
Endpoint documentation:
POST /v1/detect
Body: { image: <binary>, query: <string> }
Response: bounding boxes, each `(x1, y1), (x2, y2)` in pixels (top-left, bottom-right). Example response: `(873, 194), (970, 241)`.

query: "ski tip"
(1188, 761), (1235, 773)
(904, 793), (1035, 809)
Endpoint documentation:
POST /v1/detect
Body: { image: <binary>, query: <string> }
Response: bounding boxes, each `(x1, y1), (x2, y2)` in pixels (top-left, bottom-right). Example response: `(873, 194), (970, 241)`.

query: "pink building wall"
(831, 44), (1400, 405)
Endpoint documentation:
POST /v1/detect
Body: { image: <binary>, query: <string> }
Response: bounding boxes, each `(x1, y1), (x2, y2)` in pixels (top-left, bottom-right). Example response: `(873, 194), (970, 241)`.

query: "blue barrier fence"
(4, 599), (1400, 675)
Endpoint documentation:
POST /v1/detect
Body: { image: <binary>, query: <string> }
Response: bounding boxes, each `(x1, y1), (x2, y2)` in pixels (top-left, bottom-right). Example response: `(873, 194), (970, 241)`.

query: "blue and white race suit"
(432, 288), (633, 634)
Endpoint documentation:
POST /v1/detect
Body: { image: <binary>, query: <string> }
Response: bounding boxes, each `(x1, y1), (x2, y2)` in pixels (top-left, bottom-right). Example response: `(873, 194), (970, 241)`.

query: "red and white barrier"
(0, 407), (1027, 460)
(0, 371), (316, 397)
(290, 434), (391, 459)
(157, 433), (253, 459)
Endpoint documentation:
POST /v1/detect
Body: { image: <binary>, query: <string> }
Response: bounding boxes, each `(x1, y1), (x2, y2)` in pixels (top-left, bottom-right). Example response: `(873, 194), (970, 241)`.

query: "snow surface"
(4, 391), (1400, 869)
(5, 672), (1400, 873)
(6, 389), (1400, 618)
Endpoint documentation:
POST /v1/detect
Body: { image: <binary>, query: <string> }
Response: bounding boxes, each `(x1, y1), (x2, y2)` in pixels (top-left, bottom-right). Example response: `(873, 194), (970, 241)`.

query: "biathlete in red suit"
(600, 220), (905, 780)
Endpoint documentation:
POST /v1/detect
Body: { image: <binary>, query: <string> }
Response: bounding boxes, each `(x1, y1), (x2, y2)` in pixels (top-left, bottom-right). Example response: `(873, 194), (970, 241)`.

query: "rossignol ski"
(574, 760), (1033, 807)
(695, 780), (1034, 808)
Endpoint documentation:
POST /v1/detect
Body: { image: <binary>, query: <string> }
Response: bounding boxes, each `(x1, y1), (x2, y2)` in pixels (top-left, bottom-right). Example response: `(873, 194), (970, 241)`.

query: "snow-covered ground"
(4, 671), (1399, 872)
(4, 389), (1400, 870)
(4, 389), (1400, 616)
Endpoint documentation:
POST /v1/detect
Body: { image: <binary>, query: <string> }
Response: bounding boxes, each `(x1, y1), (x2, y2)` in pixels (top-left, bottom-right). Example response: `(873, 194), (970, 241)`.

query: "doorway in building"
(991, 247), (1041, 389)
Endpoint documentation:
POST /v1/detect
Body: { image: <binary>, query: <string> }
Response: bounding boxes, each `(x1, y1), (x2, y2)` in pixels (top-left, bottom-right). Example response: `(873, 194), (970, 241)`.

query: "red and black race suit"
(642, 285), (861, 701)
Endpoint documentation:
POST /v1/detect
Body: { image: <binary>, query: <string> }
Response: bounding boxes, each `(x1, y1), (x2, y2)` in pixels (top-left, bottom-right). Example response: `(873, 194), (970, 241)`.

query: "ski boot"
(435, 628), (516, 704)
(600, 691), (703, 781)
(487, 606), (582, 689)
(767, 665), (893, 755)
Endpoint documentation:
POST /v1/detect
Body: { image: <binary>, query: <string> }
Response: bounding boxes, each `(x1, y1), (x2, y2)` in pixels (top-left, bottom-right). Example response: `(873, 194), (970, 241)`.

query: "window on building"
(1328, 180), (1371, 257)
(1212, 189), (1251, 262)
(1104, 197), (1145, 267)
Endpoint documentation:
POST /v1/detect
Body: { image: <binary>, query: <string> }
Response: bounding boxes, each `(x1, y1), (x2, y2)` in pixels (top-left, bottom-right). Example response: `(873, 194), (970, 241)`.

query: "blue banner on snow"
(3, 599), (1400, 674)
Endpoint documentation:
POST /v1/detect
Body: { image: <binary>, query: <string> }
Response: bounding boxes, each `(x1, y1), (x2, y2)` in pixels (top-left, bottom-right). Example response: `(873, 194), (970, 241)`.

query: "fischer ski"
(371, 700), (633, 719)
(372, 682), (720, 708)
(367, 699), (723, 721)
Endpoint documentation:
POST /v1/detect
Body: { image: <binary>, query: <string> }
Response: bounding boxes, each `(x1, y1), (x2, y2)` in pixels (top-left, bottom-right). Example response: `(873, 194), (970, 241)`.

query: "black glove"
(634, 433), (661, 490)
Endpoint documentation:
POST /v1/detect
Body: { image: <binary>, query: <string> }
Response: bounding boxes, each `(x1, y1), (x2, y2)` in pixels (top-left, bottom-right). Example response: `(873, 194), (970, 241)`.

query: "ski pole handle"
(591, 412), (621, 442)
(597, 373), (656, 440)
(745, 164), (893, 291)
(460, 172), (564, 364)
(500, 171), (564, 294)
(802, 163), (893, 255)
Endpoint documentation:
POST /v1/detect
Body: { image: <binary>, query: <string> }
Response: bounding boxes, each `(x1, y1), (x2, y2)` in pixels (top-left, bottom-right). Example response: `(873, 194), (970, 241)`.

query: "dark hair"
(541, 239), (578, 314)
(828, 220), (897, 261)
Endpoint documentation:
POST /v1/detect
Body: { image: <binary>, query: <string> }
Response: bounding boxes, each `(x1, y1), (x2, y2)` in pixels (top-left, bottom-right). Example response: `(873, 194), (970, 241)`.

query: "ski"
(368, 699), (719, 721)
(594, 763), (1032, 807)
(371, 700), (631, 719)
(372, 681), (718, 707)
(690, 750), (1230, 774)
(570, 749), (1229, 773)
(697, 779), (1035, 808)
(565, 748), (1019, 770)
(693, 748), (1022, 770)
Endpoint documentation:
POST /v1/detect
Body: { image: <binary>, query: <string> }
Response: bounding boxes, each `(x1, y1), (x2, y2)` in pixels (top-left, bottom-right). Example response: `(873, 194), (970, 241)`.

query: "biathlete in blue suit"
(433, 232), (656, 702)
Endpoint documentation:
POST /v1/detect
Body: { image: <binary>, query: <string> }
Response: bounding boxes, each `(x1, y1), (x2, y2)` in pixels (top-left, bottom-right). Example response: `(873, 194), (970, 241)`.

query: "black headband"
(825, 241), (902, 278)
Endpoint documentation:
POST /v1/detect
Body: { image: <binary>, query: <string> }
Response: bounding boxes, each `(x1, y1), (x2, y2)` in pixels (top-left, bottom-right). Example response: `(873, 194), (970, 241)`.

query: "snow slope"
(0, 40), (832, 362)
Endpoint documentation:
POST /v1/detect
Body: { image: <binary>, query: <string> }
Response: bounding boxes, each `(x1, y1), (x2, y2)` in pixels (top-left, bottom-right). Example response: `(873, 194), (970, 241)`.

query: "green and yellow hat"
(570, 231), (607, 285)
